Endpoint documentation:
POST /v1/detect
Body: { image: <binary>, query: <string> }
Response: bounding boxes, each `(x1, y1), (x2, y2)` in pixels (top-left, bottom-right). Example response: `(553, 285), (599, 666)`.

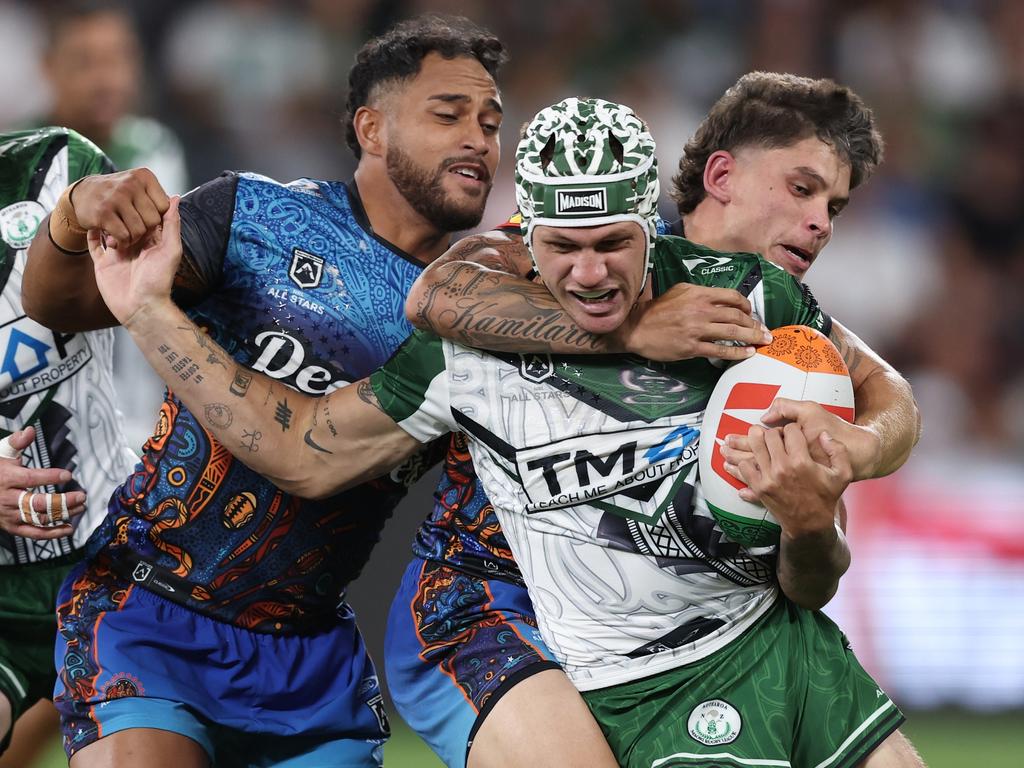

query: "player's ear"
(353, 106), (386, 159)
(704, 150), (735, 204)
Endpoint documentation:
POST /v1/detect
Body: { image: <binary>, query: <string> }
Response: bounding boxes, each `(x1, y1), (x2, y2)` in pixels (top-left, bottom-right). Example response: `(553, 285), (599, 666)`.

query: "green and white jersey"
(372, 236), (832, 690)
(0, 127), (136, 565)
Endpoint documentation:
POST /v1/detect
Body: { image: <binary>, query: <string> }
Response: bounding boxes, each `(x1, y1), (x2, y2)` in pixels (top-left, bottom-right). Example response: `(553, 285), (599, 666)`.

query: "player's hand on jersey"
(723, 397), (880, 482)
(616, 283), (772, 362)
(724, 424), (852, 538)
(88, 196), (183, 327)
(0, 427), (86, 539)
(70, 167), (170, 250)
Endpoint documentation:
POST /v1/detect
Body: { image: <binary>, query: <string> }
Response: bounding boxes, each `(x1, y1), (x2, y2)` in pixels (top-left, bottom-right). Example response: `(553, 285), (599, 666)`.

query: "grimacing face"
(383, 52), (502, 232)
(531, 221), (648, 336)
(716, 137), (851, 280)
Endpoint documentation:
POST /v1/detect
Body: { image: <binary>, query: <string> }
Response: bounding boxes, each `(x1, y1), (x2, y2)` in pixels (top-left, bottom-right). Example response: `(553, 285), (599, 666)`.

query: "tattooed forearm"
(415, 264), (607, 353)
(303, 429), (333, 454)
(230, 368), (252, 397)
(204, 402), (233, 429)
(274, 398), (292, 431)
(356, 379), (385, 412)
(240, 428), (262, 453)
(176, 323), (227, 368)
(158, 343), (205, 384)
(829, 327), (864, 377)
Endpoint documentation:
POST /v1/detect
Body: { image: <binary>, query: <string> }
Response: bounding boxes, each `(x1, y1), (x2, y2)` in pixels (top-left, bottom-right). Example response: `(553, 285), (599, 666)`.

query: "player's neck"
(680, 208), (729, 252)
(353, 167), (450, 264)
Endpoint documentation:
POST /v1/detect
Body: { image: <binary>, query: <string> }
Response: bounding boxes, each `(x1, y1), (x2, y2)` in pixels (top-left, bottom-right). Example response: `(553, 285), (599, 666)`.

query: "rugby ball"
(697, 325), (854, 548)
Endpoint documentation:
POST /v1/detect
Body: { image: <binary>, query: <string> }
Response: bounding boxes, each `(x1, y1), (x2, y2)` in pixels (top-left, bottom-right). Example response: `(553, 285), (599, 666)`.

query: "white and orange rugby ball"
(698, 325), (855, 548)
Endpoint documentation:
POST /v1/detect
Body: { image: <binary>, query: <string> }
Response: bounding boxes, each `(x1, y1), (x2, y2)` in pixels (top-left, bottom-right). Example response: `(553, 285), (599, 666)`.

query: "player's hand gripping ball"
(698, 325), (854, 547)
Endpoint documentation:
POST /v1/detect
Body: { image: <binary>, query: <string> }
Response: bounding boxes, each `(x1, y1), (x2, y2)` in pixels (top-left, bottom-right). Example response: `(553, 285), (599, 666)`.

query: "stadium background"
(1, 0), (1021, 765)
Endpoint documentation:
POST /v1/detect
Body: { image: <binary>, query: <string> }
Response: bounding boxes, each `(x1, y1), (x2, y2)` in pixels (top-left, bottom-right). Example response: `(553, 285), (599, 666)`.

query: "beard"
(386, 144), (490, 233)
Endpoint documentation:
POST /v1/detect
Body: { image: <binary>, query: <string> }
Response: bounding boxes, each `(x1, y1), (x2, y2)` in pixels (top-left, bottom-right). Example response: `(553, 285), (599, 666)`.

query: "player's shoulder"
(0, 126), (101, 163)
(652, 235), (763, 286)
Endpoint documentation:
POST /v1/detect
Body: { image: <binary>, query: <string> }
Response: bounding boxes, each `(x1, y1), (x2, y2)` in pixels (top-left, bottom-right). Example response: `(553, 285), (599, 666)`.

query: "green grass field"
(26, 708), (1024, 767)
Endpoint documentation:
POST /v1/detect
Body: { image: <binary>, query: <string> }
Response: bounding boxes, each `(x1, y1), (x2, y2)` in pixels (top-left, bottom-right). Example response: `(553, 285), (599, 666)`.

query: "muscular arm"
(777, 514), (851, 609)
(732, 426), (853, 609)
(123, 298), (420, 498)
(24, 211), (119, 330)
(85, 195), (421, 498)
(24, 168), (212, 332)
(407, 230), (616, 353)
(829, 320), (921, 478)
(407, 232), (770, 361)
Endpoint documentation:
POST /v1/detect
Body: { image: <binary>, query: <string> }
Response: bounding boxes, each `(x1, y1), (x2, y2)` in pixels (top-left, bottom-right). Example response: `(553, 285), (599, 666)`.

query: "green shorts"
(583, 597), (904, 768)
(0, 551), (82, 750)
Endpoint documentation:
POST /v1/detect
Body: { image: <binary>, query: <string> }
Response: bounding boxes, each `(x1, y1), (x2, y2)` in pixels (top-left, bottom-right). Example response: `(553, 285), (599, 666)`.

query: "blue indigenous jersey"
(88, 172), (435, 633)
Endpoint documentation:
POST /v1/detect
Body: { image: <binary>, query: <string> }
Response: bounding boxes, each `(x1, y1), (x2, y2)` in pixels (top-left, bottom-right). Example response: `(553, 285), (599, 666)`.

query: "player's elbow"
(270, 451), (374, 500)
(404, 281), (431, 330)
(783, 581), (839, 611)
(270, 469), (339, 501)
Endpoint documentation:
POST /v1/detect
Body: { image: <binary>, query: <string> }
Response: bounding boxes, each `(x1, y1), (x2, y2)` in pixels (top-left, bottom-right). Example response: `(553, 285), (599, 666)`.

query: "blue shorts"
(384, 558), (559, 768)
(53, 556), (388, 767)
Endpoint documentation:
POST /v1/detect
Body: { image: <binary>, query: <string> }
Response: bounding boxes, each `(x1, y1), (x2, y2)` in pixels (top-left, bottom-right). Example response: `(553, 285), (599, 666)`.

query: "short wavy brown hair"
(672, 72), (884, 215)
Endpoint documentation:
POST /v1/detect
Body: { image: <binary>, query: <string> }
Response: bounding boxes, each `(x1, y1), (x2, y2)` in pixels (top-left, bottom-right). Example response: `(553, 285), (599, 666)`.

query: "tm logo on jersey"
(517, 423), (698, 516)
(0, 316), (92, 402)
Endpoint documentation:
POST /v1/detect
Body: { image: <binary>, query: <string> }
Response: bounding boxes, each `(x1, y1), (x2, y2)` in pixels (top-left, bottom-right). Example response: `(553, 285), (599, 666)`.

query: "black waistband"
(106, 550), (343, 635)
(108, 550), (199, 606)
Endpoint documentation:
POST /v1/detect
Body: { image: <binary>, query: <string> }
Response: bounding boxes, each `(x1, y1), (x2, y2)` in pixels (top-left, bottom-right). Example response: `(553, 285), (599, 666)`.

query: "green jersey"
(371, 236), (830, 691)
(0, 127), (136, 565)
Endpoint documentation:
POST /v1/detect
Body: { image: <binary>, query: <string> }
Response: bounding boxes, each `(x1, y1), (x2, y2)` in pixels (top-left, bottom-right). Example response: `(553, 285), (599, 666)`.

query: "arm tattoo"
(176, 323), (227, 368)
(240, 428), (262, 453)
(273, 398), (292, 431)
(829, 327), (864, 376)
(356, 380), (386, 413)
(203, 402), (233, 429)
(303, 430), (332, 454)
(414, 263), (605, 352)
(158, 343), (205, 384)
(229, 368), (252, 397)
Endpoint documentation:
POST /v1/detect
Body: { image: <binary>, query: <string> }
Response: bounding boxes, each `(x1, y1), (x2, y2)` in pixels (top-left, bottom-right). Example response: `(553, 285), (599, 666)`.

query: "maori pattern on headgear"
(514, 97), (660, 287)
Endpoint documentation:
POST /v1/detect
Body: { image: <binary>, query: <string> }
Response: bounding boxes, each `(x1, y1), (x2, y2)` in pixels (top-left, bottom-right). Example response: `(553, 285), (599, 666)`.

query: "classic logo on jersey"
(681, 254), (738, 276)
(289, 247), (324, 289)
(0, 200), (46, 249)
(555, 188), (607, 215)
(516, 423), (699, 520)
(520, 353), (555, 383)
(0, 316), (92, 403)
(250, 330), (347, 394)
(687, 699), (741, 746)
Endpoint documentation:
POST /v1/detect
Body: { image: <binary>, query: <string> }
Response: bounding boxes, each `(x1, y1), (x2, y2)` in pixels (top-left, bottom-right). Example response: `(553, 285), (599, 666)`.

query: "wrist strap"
(47, 178), (89, 254)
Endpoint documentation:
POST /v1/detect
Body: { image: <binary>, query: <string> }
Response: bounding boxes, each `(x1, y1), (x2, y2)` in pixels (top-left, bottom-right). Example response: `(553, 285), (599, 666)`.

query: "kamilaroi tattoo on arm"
(413, 262), (608, 353)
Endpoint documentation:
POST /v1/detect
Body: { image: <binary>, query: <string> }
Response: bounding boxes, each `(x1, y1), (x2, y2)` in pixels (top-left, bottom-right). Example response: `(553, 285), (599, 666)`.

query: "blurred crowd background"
(1, 0), (1021, 765)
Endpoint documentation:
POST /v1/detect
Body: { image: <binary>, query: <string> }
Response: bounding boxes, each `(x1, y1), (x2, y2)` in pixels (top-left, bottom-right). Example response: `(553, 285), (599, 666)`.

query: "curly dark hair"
(672, 72), (884, 215)
(344, 14), (508, 159)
